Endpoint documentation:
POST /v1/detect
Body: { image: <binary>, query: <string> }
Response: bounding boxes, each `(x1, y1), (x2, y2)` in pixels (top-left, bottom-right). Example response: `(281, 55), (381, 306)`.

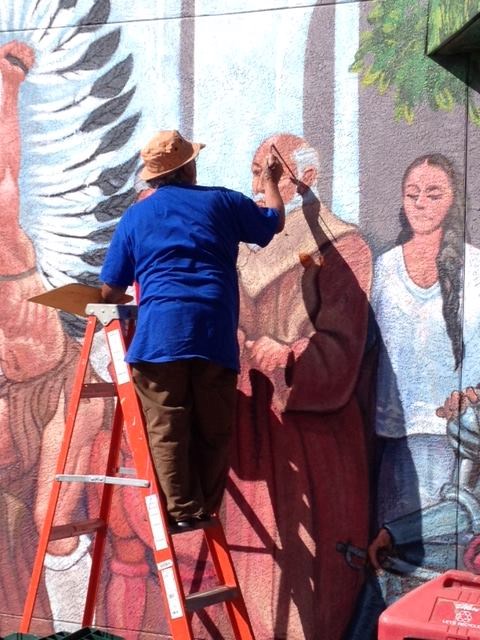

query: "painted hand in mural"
(437, 387), (480, 420)
(245, 336), (291, 374)
(0, 41), (34, 192)
(437, 387), (480, 462)
(367, 527), (393, 572)
(368, 528), (393, 572)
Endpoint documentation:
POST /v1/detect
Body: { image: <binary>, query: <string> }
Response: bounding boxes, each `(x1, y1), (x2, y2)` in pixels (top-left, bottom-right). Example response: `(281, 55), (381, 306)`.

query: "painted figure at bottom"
(346, 153), (480, 639)
(0, 39), (113, 632)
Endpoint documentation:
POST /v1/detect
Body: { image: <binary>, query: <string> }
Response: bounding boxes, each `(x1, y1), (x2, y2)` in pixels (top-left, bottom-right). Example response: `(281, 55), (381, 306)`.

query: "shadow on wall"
(214, 128), (414, 640)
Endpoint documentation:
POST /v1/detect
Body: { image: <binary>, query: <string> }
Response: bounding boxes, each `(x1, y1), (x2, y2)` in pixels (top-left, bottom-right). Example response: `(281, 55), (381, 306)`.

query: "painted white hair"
(292, 144), (321, 177)
(285, 143), (321, 210)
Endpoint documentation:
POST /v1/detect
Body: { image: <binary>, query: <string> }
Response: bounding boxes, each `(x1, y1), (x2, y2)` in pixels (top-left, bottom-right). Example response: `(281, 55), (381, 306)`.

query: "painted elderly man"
(226, 133), (374, 640)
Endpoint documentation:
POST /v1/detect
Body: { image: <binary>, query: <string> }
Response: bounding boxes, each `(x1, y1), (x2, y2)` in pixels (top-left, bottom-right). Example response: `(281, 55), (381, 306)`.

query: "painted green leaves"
(351, 0), (478, 125)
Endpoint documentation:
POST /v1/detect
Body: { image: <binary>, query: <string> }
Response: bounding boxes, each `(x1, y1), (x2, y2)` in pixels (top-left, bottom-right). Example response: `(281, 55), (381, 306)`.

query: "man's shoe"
(196, 512), (211, 522)
(169, 517), (195, 531)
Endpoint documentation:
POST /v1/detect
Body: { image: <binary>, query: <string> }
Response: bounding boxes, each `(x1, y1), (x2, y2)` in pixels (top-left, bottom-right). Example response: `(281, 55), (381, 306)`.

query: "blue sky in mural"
(193, 6), (311, 195)
(332, 2), (359, 224)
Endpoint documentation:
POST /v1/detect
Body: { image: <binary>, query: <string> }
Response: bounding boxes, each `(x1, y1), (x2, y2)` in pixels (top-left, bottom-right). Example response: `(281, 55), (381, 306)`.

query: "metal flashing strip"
(85, 303), (138, 325)
(55, 474), (149, 488)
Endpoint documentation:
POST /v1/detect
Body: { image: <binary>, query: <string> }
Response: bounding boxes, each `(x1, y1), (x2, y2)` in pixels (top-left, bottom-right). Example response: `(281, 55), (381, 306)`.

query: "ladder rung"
(81, 382), (117, 398)
(50, 518), (105, 540)
(185, 586), (239, 612)
(55, 474), (150, 488)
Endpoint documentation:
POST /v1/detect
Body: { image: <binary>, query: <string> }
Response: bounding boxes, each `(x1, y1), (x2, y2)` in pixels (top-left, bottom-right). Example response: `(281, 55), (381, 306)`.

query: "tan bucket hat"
(139, 130), (205, 181)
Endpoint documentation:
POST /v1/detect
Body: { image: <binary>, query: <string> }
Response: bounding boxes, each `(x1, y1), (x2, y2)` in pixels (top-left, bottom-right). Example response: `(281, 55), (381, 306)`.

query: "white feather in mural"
(0, 0), (142, 335)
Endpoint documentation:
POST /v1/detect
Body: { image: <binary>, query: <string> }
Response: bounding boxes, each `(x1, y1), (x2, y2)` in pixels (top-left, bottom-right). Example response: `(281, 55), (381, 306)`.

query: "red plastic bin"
(378, 570), (480, 639)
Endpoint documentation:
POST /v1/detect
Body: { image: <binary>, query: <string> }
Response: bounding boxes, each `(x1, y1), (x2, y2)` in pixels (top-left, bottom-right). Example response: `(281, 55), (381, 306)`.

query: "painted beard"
(247, 185), (320, 253)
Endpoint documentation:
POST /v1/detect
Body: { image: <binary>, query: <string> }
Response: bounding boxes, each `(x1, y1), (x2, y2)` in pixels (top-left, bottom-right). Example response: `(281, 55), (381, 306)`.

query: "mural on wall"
(229, 132), (372, 640)
(1, 0), (480, 639)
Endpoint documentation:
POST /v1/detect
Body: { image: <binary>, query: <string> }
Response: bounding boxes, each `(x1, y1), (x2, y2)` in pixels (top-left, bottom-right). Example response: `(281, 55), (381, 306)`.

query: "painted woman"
(346, 153), (480, 638)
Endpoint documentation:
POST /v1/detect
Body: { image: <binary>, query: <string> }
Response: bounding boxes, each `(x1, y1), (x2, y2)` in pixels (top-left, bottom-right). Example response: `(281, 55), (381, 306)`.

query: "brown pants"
(132, 359), (237, 520)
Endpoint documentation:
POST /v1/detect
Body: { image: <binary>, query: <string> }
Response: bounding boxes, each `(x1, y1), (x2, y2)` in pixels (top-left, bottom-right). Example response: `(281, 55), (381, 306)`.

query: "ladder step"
(50, 518), (105, 540)
(80, 382), (117, 398)
(185, 586), (239, 612)
(55, 474), (150, 488)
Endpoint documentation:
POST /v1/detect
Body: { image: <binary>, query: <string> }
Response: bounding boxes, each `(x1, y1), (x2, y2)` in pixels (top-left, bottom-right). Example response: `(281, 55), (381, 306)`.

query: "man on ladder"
(100, 129), (285, 530)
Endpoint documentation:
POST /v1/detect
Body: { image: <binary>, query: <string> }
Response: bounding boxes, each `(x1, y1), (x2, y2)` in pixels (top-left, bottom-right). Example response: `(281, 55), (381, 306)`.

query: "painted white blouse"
(372, 243), (480, 438)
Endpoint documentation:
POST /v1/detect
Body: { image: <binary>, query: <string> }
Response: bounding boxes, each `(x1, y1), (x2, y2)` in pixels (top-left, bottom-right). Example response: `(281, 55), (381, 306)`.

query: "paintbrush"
(269, 143), (338, 245)
(270, 143), (299, 184)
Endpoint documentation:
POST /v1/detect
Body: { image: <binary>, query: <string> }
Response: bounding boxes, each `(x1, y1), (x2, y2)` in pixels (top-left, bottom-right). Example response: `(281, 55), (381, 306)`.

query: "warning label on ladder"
(107, 329), (131, 384)
(159, 560), (183, 619)
(145, 494), (168, 551)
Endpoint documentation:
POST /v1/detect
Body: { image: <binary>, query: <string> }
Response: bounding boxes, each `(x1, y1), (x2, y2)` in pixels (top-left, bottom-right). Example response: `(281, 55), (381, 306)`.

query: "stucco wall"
(1, 1), (479, 639)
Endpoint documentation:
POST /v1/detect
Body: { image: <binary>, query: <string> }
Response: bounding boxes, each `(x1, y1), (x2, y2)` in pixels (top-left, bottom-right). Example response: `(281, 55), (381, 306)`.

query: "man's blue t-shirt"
(100, 184), (279, 371)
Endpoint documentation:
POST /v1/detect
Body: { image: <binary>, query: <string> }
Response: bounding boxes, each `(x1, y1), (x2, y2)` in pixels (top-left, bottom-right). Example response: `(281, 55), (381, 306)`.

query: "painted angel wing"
(16, 0), (142, 333)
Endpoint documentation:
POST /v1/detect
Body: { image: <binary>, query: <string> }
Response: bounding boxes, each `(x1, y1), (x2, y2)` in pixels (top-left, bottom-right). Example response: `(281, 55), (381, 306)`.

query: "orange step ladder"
(20, 294), (255, 640)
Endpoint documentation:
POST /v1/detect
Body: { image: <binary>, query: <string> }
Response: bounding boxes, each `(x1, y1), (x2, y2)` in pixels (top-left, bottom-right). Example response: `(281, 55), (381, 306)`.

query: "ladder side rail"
(82, 399), (125, 627)
(225, 595), (257, 640)
(204, 524), (256, 640)
(104, 317), (195, 639)
(20, 315), (98, 632)
(56, 314), (100, 477)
